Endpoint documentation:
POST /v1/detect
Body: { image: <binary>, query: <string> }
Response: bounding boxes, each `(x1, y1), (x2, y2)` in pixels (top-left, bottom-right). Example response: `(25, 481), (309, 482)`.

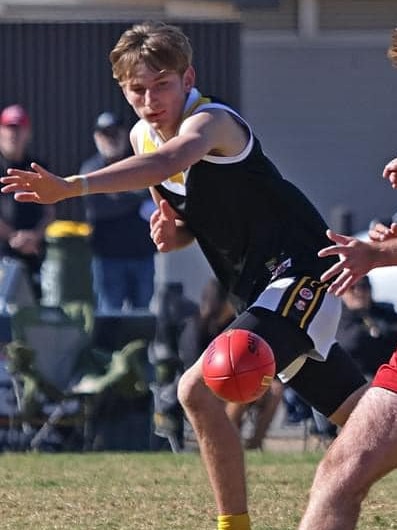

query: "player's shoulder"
(193, 96), (240, 119)
(131, 118), (147, 135)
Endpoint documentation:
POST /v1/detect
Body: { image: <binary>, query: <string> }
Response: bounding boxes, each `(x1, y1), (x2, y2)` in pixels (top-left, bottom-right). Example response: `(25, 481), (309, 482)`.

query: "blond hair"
(387, 28), (397, 67)
(110, 21), (193, 84)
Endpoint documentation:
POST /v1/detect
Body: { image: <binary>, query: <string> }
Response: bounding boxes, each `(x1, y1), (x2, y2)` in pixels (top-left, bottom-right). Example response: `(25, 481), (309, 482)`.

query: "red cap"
(0, 104), (30, 127)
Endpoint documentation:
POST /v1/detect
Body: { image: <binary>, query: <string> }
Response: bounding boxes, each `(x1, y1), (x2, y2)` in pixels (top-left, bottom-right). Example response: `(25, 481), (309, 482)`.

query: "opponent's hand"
(317, 229), (377, 295)
(383, 157), (397, 189)
(150, 199), (179, 252)
(1, 163), (70, 204)
(368, 221), (397, 242)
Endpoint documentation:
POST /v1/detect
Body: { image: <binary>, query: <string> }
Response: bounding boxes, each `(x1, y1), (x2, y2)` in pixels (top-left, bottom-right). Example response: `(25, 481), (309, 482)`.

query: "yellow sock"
(217, 513), (251, 530)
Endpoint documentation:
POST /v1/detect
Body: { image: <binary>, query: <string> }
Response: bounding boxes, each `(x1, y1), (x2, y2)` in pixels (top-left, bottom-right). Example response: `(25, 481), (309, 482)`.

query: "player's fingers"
(6, 167), (40, 179)
(318, 244), (346, 258)
(159, 199), (177, 221)
(1, 175), (33, 187)
(383, 170), (397, 187)
(372, 222), (389, 233)
(325, 229), (352, 245)
(30, 162), (53, 179)
(150, 223), (160, 242)
(368, 223), (390, 241)
(151, 229), (169, 252)
(1, 182), (33, 193)
(0, 179), (22, 189)
(324, 270), (354, 295)
(155, 241), (168, 252)
(14, 191), (41, 203)
(149, 208), (161, 227)
(332, 275), (356, 295)
(150, 225), (162, 246)
(319, 260), (346, 283)
(382, 158), (397, 176)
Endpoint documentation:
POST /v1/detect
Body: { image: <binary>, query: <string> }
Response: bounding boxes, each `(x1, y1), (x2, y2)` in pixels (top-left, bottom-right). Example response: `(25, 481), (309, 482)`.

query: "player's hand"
(383, 157), (397, 189)
(1, 163), (70, 204)
(317, 229), (376, 295)
(150, 199), (179, 252)
(368, 221), (397, 242)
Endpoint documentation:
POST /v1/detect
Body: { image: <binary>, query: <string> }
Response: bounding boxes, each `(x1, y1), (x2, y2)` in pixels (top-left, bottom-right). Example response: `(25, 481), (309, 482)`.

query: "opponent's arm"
(318, 229), (397, 295)
(320, 156), (397, 294)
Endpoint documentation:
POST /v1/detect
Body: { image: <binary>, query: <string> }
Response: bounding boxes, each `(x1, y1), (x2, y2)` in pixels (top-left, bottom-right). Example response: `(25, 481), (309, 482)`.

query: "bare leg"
(178, 358), (248, 514)
(299, 387), (397, 530)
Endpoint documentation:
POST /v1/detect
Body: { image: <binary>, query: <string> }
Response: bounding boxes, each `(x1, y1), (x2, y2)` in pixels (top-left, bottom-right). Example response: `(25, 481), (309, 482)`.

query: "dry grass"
(0, 450), (394, 529)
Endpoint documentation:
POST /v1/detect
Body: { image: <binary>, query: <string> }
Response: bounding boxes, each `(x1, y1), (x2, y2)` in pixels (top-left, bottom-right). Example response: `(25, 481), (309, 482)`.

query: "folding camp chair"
(7, 305), (95, 450)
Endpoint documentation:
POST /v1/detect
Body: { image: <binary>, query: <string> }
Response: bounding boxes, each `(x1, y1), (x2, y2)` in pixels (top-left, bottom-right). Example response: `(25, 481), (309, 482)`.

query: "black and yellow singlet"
(133, 88), (336, 310)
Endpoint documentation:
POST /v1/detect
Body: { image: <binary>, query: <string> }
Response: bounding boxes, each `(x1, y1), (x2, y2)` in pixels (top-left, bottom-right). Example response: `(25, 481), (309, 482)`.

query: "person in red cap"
(0, 104), (54, 298)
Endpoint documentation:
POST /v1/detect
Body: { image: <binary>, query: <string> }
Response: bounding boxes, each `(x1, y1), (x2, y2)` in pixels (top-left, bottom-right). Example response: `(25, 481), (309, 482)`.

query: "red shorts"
(372, 350), (397, 393)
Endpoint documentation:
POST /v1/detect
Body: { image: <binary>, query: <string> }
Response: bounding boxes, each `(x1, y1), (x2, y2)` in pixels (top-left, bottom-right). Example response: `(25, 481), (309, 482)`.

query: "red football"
(202, 329), (276, 404)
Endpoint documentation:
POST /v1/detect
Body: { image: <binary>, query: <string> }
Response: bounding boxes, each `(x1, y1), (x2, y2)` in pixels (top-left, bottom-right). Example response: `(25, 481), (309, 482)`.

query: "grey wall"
(242, 35), (397, 233)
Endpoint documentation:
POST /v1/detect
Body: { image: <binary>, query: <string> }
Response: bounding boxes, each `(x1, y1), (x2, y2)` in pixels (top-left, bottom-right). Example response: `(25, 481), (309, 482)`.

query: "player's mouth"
(145, 110), (165, 121)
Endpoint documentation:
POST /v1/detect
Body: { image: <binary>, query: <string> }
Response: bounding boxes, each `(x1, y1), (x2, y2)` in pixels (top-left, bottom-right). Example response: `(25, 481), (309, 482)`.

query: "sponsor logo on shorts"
(299, 287), (313, 300)
(294, 300), (307, 311)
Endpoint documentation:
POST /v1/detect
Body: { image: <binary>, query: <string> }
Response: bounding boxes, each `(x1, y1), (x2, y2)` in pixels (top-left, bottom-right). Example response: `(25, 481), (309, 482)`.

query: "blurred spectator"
(0, 104), (55, 298)
(336, 275), (397, 379)
(79, 112), (156, 312)
(227, 379), (284, 450)
(150, 282), (199, 450)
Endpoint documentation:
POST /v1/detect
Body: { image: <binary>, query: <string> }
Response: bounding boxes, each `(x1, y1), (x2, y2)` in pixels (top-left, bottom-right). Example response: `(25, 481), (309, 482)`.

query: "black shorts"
(227, 306), (366, 417)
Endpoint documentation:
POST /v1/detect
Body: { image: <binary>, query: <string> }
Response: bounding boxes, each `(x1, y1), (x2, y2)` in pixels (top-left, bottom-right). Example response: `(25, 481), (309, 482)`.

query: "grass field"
(0, 450), (395, 529)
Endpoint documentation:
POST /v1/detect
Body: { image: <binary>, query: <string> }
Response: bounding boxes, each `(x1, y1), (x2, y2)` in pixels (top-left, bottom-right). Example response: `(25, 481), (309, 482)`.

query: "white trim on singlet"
(133, 88), (255, 195)
(190, 102), (254, 164)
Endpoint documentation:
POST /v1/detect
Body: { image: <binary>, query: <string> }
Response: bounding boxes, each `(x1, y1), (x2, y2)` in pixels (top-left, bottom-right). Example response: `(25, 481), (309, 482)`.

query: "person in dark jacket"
(0, 104), (54, 298)
(80, 111), (156, 311)
(336, 275), (397, 378)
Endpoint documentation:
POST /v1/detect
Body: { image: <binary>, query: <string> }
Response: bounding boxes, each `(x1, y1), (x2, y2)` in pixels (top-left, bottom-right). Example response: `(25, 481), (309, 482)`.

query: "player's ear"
(183, 66), (195, 92)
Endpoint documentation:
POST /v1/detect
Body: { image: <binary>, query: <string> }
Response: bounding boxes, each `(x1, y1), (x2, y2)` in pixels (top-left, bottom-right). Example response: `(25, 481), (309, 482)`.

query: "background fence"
(0, 20), (240, 218)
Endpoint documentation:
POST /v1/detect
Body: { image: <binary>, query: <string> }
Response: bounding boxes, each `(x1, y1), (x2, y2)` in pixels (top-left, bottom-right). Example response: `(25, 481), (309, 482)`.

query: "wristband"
(80, 174), (89, 196)
(65, 174), (89, 196)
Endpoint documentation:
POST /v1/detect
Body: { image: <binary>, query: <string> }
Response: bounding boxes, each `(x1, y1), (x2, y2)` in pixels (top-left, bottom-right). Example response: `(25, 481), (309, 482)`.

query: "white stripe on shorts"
(250, 276), (342, 381)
